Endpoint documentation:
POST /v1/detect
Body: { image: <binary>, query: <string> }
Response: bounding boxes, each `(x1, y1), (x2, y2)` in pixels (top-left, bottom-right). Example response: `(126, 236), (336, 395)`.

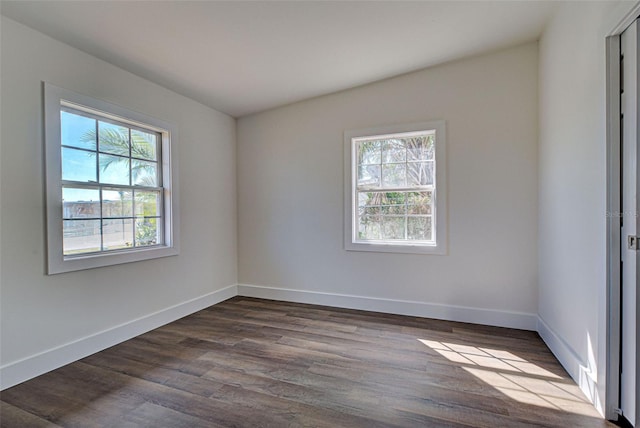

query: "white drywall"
(237, 43), (539, 327)
(538, 0), (639, 414)
(0, 17), (237, 387)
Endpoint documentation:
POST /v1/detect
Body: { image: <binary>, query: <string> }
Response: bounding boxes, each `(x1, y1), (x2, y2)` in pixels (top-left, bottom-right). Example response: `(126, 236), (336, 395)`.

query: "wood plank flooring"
(0, 297), (615, 427)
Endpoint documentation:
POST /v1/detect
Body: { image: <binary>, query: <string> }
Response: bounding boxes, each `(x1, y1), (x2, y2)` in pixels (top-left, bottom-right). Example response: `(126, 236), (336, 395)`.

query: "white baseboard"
(237, 283), (538, 331)
(0, 284), (237, 391)
(537, 316), (583, 381)
(4, 283), (575, 398)
(537, 316), (602, 413)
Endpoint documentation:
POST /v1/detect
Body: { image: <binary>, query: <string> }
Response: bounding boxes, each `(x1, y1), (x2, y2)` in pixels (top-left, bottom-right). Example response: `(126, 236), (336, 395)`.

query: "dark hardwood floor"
(1, 297), (615, 427)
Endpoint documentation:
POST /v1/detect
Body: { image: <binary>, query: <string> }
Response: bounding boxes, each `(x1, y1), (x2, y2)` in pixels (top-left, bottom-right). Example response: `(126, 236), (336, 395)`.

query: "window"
(344, 121), (447, 254)
(44, 83), (179, 274)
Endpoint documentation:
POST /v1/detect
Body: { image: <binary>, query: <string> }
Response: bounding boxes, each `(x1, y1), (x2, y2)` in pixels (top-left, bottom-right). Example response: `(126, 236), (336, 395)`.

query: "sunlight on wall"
(418, 339), (602, 418)
(578, 333), (602, 414)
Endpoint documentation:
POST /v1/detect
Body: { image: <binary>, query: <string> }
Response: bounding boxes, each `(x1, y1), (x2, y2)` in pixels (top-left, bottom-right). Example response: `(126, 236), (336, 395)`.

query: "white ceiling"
(1, 1), (557, 118)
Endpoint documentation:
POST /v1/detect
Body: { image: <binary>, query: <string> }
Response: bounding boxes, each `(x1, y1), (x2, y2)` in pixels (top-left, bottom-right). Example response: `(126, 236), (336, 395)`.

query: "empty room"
(1, 1), (639, 427)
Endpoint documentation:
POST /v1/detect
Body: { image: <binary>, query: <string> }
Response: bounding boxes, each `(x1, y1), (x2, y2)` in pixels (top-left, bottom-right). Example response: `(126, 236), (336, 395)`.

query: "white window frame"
(44, 82), (180, 274)
(344, 120), (447, 255)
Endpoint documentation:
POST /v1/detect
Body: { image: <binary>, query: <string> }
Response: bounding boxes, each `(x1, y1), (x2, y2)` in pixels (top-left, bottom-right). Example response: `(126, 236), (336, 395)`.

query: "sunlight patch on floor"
(418, 339), (560, 378)
(418, 339), (602, 418)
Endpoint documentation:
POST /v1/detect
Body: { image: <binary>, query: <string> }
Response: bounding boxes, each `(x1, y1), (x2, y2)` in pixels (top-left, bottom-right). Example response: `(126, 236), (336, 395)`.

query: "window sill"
(345, 241), (447, 255)
(49, 244), (179, 274)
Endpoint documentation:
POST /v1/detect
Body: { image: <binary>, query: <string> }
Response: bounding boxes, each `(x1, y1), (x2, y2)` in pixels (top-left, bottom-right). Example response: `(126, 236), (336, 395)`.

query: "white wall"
(537, 0), (638, 414)
(3, 2), (636, 416)
(0, 17), (237, 388)
(237, 43), (539, 329)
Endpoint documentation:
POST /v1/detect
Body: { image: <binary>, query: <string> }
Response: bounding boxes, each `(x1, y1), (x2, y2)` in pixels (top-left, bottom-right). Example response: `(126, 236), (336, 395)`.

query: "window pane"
(131, 129), (157, 161)
(102, 219), (134, 250)
(376, 193), (406, 216)
(102, 190), (133, 218)
(381, 204), (405, 215)
(357, 140), (381, 165)
(358, 165), (380, 187)
(63, 188), (100, 219)
(358, 191), (375, 207)
(358, 205), (379, 217)
(407, 135), (434, 161)
(407, 191), (432, 215)
(381, 192), (406, 205)
(358, 191), (385, 215)
(135, 217), (159, 247)
(382, 216), (405, 240)
(132, 159), (158, 186)
(99, 154), (130, 185)
(62, 147), (97, 183)
(382, 164), (406, 187)
(99, 121), (130, 156)
(63, 219), (101, 255)
(407, 161), (434, 186)
(358, 215), (381, 240)
(408, 216), (432, 241)
(61, 111), (96, 150)
(135, 191), (161, 217)
(382, 139), (406, 163)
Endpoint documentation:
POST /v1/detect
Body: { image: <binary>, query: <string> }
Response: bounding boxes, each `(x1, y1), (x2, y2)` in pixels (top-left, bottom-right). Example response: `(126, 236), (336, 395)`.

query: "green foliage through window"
(354, 131), (435, 243)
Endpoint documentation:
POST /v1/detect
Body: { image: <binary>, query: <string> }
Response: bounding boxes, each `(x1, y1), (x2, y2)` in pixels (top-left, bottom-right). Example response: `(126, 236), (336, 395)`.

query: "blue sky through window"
(63, 187), (99, 203)
(62, 147), (96, 182)
(61, 111), (95, 150)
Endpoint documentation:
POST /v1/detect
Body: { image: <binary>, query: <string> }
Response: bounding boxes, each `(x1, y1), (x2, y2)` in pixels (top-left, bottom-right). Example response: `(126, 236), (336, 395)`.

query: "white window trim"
(44, 82), (180, 274)
(344, 120), (447, 255)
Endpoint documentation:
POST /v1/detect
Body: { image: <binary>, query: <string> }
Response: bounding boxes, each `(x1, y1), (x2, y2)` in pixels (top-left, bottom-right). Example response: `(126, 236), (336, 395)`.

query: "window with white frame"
(44, 83), (179, 274)
(344, 121), (447, 254)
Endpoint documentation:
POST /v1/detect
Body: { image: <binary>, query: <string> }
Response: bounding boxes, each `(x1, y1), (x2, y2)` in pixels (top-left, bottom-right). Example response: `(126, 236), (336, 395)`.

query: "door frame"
(605, 31), (622, 422)
(606, 4), (640, 423)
